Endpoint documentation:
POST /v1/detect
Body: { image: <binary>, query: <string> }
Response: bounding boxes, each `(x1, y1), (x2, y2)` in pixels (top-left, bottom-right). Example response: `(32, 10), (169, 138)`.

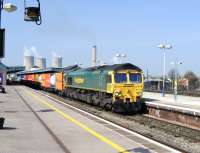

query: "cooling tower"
(24, 56), (34, 71)
(36, 57), (46, 69)
(52, 56), (62, 68)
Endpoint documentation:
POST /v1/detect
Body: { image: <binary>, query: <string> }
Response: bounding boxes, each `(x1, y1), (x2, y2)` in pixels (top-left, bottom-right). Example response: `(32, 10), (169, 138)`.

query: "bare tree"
(184, 71), (200, 90)
(168, 69), (176, 81)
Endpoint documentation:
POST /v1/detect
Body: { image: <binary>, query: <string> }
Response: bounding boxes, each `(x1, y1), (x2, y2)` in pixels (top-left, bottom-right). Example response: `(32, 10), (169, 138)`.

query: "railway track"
(39, 90), (200, 142)
(119, 114), (200, 143)
(26, 87), (200, 153)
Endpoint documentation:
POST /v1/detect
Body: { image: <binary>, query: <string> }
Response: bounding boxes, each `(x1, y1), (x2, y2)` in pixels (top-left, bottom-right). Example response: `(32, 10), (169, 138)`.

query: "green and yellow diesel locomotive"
(64, 63), (144, 113)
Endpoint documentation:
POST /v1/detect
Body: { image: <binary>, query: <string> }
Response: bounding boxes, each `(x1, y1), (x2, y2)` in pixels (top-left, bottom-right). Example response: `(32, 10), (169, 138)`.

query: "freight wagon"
(18, 68), (64, 91)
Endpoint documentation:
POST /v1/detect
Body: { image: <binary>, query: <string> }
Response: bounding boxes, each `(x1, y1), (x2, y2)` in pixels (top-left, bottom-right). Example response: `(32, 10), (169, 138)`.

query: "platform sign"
(0, 29), (5, 58)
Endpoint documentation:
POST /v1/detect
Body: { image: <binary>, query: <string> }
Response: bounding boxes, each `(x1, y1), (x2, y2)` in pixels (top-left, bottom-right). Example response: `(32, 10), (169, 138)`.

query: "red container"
(42, 73), (51, 88)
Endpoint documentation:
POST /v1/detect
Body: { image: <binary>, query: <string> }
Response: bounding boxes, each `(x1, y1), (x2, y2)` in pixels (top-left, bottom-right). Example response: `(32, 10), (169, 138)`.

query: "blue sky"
(2, 0), (200, 76)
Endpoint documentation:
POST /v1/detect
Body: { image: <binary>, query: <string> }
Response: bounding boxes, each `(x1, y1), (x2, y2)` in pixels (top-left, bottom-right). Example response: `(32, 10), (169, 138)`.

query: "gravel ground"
(42, 91), (200, 153)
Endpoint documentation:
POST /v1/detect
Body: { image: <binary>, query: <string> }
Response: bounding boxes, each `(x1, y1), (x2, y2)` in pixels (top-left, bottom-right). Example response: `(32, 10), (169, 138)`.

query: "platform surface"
(143, 92), (200, 112)
(0, 86), (179, 153)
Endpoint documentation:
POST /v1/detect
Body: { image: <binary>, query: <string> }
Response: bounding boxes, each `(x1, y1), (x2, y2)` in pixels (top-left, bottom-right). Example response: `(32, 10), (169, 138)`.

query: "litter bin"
(0, 117), (5, 128)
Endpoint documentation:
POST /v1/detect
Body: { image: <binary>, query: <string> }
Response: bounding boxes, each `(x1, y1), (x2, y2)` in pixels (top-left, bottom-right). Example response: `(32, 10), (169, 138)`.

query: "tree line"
(168, 69), (200, 91)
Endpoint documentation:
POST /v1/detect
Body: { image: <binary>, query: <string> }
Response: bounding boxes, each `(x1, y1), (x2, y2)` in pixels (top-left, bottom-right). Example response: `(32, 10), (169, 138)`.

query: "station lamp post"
(171, 61), (182, 102)
(0, 1), (17, 59)
(0, 1), (17, 28)
(158, 44), (172, 97)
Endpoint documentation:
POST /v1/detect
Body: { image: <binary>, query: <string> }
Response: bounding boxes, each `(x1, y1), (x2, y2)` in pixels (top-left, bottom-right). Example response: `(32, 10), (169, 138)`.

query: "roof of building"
(7, 66), (25, 73)
(144, 78), (171, 83)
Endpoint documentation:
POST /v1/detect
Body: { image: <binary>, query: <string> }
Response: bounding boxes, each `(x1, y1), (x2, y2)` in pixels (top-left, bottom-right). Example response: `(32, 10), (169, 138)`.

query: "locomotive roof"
(82, 63), (142, 72)
(63, 65), (80, 72)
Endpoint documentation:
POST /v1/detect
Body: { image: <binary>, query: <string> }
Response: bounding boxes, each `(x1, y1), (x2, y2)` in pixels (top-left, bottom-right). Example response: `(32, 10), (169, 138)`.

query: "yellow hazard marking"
(24, 89), (129, 153)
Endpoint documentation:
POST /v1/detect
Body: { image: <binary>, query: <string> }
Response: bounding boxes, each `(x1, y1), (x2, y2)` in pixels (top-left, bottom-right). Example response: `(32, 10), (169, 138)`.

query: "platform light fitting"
(157, 44), (165, 49)
(24, 0), (42, 25)
(121, 54), (127, 58)
(165, 44), (172, 49)
(170, 61), (183, 65)
(158, 44), (173, 49)
(24, 7), (40, 21)
(115, 53), (120, 57)
(3, 3), (17, 12)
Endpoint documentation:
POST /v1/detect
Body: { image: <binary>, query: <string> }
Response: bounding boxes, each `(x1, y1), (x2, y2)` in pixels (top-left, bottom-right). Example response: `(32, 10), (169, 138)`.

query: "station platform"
(143, 92), (200, 116)
(0, 86), (179, 153)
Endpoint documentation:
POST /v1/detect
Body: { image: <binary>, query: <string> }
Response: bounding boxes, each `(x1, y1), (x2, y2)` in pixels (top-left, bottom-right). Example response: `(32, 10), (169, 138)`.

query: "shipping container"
(41, 73), (51, 88)
(55, 72), (64, 91)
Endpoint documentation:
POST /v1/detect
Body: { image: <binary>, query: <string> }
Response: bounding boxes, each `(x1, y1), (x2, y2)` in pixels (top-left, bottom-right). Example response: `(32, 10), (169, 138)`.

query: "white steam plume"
(52, 51), (61, 58)
(24, 46), (32, 56)
(31, 46), (42, 58)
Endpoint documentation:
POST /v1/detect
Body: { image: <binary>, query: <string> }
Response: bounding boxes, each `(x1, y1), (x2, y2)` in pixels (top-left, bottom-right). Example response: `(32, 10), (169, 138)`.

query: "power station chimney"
(92, 45), (97, 66)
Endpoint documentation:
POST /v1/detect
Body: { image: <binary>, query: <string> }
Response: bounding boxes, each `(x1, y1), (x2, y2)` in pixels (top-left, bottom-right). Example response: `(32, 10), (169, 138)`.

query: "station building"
(144, 78), (172, 91)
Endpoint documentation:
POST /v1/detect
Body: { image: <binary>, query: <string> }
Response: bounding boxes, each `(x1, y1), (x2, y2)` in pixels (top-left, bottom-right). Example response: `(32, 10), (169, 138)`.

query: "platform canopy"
(0, 62), (7, 85)
(0, 62), (7, 71)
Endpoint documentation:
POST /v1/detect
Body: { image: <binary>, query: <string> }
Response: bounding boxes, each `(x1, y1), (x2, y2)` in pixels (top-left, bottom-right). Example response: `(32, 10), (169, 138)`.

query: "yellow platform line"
(24, 89), (129, 153)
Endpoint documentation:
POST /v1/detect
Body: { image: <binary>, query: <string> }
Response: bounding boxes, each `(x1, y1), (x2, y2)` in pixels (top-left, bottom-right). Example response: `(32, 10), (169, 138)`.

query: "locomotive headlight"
(114, 91), (120, 96)
(137, 92), (142, 96)
(114, 88), (122, 97)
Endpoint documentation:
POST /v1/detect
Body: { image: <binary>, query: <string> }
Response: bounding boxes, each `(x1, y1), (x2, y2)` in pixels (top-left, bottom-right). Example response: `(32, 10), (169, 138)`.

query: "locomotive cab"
(107, 70), (144, 105)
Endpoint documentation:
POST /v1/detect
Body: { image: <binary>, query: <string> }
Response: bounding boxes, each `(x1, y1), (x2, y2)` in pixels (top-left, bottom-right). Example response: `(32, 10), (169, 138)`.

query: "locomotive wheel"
(104, 103), (113, 111)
